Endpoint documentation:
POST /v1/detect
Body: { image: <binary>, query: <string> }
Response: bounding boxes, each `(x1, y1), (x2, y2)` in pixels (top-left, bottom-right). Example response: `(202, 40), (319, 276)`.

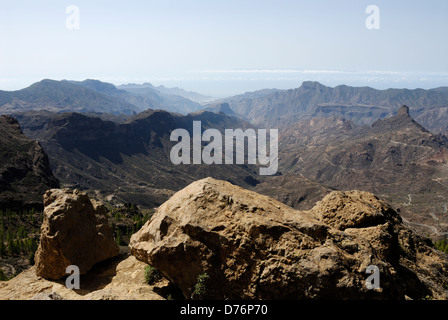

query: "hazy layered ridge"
(0, 79), (207, 116)
(219, 81), (448, 131)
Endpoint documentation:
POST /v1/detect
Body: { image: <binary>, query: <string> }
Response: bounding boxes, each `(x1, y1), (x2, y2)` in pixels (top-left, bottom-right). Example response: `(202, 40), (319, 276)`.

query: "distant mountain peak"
(371, 105), (428, 134)
(204, 102), (235, 115)
(397, 105), (410, 116)
(301, 81), (327, 89)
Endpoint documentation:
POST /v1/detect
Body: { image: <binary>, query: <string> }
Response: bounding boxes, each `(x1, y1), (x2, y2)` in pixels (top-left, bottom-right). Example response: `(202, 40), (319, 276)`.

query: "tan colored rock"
(130, 177), (448, 300)
(35, 188), (119, 280)
(309, 190), (401, 230)
(0, 252), (165, 300)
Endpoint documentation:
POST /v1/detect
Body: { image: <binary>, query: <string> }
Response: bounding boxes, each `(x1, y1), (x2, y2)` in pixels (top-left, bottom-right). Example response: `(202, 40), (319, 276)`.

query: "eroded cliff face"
(0, 115), (59, 210)
(130, 178), (448, 300)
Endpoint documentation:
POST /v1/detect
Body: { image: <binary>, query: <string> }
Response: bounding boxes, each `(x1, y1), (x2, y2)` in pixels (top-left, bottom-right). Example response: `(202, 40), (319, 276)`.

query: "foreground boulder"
(130, 177), (448, 300)
(35, 189), (119, 280)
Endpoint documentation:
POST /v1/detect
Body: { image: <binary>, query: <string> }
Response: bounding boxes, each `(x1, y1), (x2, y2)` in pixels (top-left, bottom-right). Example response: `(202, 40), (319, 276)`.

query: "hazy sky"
(0, 0), (447, 97)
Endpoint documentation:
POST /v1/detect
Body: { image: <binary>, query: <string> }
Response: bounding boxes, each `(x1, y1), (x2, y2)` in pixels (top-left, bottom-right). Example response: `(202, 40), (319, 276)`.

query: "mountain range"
(0, 80), (139, 116)
(118, 82), (214, 105)
(271, 105), (448, 237)
(2, 79), (448, 240)
(219, 81), (448, 133)
(13, 109), (259, 208)
(3, 79), (448, 133)
(0, 79), (209, 117)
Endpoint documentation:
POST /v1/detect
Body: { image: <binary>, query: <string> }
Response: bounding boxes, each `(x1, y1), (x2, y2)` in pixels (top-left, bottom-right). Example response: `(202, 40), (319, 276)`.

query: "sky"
(0, 0), (447, 97)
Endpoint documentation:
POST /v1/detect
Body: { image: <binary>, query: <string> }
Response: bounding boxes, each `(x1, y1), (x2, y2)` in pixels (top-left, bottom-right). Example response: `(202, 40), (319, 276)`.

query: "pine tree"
(0, 236), (5, 256)
(0, 268), (8, 281)
(6, 231), (18, 255)
(7, 239), (15, 256)
(435, 238), (448, 254)
(115, 229), (122, 246)
(0, 224), (5, 256)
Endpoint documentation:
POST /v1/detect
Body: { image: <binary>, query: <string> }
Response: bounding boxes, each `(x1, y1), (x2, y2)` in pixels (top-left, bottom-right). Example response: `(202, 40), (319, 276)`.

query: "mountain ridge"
(0, 79), (141, 115)
(118, 82), (214, 105)
(275, 105), (448, 238)
(220, 81), (448, 131)
(0, 79), (208, 116)
(0, 115), (60, 210)
(14, 109), (260, 208)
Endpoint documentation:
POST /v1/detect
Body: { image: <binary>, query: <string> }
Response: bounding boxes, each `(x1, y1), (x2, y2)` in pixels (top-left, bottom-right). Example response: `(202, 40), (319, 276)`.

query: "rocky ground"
(1, 178), (448, 300)
(0, 247), (167, 300)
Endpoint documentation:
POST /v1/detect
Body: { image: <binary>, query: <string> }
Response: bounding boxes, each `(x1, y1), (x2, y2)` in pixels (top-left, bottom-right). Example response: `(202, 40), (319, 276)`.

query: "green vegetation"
(0, 208), (42, 280)
(108, 203), (152, 246)
(193, 273), (210, 299)
(0, 268), (9, 281)
(434, 238), (448, 254)
(0, 208), (41, 258)
(115, 228), (123, 246)
(144, 265), (162, 285)
(0, 203), (152, 280)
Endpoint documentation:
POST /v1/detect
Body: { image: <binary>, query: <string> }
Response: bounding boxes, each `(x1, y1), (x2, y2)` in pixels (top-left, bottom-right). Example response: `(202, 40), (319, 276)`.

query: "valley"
(2, 0), (448, 303)
(2, 79), (448, 292)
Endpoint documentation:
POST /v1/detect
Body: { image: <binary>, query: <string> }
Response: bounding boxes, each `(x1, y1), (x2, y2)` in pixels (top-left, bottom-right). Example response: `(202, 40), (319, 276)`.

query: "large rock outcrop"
(129, 177), (448, 300)
(35, 188), (119, 280)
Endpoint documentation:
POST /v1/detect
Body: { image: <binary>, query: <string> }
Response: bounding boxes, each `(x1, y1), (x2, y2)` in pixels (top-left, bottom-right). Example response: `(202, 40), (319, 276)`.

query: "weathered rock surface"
(309, 190), (401, 230)
(35, 188), (119, 280)
(130, 177), (448, 300)
(0, 251), (165, 300)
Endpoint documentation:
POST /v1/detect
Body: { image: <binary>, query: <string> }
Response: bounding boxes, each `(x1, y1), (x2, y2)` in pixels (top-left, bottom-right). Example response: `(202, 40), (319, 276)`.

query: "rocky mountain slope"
(276, 106), (448, 238)
(220, 81), (448, 131)
(118, 82), (211, 111)
(13, 109), (260, 208)
(253, 174), (334, 210)
(4, 80), (448, 240)
(0, 79), (206, 116)
(0, 115), (59, 210)
(76, 80), (204, 114)
(10, 104), (448, 240)
(0, 80), (141, 116)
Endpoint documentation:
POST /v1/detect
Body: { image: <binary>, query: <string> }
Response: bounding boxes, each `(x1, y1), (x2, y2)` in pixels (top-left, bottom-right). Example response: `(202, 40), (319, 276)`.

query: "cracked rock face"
(35, 188), (119, 280)
(130, 177), (448, 300)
